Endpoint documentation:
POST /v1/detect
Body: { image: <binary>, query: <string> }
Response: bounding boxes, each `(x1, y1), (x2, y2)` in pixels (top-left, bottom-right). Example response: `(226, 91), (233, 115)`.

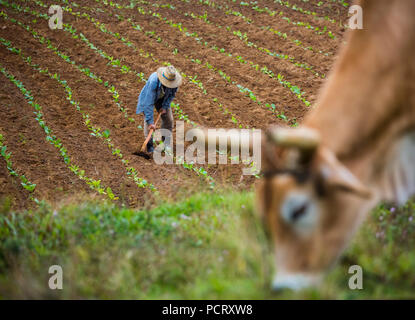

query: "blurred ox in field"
(193, 0), (415, 291)
(256, 0), (415, 290)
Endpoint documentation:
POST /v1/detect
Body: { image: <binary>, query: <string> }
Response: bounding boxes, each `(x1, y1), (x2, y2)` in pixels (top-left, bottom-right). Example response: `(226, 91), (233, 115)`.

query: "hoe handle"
(140, 112), (162, 152)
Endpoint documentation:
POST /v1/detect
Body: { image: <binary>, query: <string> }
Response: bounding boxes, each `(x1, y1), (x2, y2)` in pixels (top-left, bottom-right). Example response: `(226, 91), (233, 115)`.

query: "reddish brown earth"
(0, 0), (349, 209)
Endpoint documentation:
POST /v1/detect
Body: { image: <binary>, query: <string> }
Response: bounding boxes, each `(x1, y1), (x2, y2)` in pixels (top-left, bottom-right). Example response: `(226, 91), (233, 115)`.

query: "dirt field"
(0, 0), (350, 209)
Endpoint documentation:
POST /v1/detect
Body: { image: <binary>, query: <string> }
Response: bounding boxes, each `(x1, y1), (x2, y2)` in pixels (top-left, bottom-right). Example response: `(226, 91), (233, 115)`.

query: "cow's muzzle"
(272, 272), (322, 292)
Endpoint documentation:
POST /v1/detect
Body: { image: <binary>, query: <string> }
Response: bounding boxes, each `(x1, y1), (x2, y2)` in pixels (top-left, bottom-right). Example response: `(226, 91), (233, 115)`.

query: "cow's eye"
(281, 193), (319, 232)
(291, 202), (308, 221)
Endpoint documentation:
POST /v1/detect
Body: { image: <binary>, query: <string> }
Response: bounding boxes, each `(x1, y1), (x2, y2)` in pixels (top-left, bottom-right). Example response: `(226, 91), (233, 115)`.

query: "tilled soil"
(0, 0), (349, 208)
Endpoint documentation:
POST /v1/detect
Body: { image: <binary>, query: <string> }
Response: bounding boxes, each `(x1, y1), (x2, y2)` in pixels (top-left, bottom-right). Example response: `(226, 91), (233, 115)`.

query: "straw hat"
(157, 65), (182, 88)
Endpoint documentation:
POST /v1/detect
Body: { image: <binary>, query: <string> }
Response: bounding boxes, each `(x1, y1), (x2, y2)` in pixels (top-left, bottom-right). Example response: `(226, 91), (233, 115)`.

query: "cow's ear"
(318, 148), (372, 198)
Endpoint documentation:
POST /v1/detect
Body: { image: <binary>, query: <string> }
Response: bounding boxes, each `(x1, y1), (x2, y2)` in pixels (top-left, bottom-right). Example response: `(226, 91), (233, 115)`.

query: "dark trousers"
(143, 99), (174, 152)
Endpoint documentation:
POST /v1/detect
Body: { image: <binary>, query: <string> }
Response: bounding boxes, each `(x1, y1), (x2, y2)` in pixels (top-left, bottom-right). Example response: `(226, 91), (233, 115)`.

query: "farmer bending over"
(136, 65), (182, 153)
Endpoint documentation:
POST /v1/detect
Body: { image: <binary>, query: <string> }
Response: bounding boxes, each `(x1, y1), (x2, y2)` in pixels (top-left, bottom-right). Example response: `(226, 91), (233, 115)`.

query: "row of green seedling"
(9, 0), (137, 124)
(233, 0), (346, 26)
(23, 0), (215, 185)
(181, 9), (324, 78)
(89, 0), (296, 121)
(76, 1), (256, 178)
(105, 0), (316, 99)
(25, 0), (266, 178)
(43, 0), (308, 122)
(10, 0), (180, 132)
(36, 0), (260, 179)
(0, 63), (119, 200)
(269, 0), (346, 26)
(194, 58), (292, 124)
(154, 3), (313, 106)
(82, 0), (294, 121)
(227, 0), (337, 40)
(36, 0), (234, 129)
(56, 0), (246, 128)
(180, 0), (332, 56)
(327, 0), (349, 8)
(0, 36), (157, 192)
(0, 133), (37, 196)
(93, 0), (311, 109)
(18, 0), (200, 147)
(179, 0), (328, 71)
(0, 6), (156, 194)
(7, 1), (213, 187)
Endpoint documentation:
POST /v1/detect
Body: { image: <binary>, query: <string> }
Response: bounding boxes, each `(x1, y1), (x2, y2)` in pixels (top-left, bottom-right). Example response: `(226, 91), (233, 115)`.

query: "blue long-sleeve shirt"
(136, 72), (178, 124)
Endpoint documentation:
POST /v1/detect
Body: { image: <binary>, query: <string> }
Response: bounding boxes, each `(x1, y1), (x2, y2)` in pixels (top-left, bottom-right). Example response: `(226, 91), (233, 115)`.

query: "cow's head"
(256, 127), (373, 291)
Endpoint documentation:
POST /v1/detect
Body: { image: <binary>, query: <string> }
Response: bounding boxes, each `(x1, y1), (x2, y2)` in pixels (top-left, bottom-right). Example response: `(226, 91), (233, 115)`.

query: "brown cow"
(256, 0), (415, 290)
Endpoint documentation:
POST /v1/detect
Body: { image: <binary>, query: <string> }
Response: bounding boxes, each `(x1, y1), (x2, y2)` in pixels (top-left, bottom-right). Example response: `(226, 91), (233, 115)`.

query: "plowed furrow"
(85, 0), (313, 124)
(0, 59), (93, 204)
(216, 0), (341, 54)
(0, 19), (151, 206)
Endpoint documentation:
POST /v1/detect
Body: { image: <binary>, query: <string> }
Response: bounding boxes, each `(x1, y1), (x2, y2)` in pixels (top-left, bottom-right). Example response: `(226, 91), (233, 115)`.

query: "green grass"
(0, 191), (414, 299)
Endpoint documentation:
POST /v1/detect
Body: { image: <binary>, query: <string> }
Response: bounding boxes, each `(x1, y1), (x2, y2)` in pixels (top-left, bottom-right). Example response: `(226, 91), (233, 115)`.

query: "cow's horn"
(267, 127), (321, 150)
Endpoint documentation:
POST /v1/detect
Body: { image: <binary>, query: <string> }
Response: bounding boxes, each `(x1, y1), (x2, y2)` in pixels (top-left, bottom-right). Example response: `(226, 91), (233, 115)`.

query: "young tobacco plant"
(0, 63), (118, 200)
(0, 36), (157, 192)
(0, 133), (36, 193)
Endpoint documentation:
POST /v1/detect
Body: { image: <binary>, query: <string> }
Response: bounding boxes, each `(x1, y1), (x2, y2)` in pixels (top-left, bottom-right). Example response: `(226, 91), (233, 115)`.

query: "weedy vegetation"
(0, 191), (414, 299)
